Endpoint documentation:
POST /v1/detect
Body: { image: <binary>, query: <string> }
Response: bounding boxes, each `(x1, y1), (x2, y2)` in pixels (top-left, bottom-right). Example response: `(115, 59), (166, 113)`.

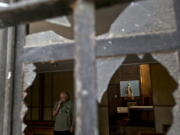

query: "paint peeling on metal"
(23, 63), (36, 90)
(46, 16), (71, 27)
(96, 56), (125, 102)
(7, 72), (11, 79)
(22, 64), (37, 135)
(25, 31), (73, 47)
(21, 103), (27, 135)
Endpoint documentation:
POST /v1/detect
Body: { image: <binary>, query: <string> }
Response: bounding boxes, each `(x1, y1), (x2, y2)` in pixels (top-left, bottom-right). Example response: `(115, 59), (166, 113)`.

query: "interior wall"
(150, 64), (177, 133)
(50, 71), (74, 102)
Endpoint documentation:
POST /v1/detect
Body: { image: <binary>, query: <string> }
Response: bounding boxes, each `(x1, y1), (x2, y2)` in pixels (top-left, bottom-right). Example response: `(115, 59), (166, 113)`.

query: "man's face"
(60, 92), (68, 102)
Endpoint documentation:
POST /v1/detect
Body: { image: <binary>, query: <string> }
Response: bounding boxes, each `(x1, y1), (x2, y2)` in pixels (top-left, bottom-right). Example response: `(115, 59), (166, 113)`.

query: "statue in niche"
(125, 82), (135, 101)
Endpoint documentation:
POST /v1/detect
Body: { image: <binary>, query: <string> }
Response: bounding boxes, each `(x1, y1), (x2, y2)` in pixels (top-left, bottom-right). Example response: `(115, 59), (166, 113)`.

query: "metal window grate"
(0, 0), (180, 135)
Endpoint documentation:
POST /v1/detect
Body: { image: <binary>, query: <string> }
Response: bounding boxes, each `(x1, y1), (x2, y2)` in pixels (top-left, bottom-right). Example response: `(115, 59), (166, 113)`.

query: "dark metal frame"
(0, 0), (180, 135)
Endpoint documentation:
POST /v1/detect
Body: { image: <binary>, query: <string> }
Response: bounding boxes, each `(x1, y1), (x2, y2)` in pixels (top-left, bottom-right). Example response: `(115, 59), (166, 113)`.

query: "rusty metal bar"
(22, 32), (178, 63)
(11, 24), (26, 135)
(74, 1), (98, 135)
(0, 0), (9, 131)
(0, 26), (8, 135)
(0, 0), (71, 28)
(2, 27), (16, 135)
(1, 1), (16, 135)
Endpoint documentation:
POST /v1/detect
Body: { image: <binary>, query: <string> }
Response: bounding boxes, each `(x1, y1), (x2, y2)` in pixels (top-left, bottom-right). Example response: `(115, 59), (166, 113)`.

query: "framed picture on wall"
(120, 80), (140, 97)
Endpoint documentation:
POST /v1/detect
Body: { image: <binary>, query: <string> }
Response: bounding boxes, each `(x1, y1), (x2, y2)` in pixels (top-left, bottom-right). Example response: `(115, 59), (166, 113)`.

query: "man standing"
(53, 91), (73, 135)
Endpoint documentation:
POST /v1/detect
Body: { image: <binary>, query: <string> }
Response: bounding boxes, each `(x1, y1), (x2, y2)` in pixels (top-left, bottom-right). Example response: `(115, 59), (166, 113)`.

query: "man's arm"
(53, 101), (62, 117)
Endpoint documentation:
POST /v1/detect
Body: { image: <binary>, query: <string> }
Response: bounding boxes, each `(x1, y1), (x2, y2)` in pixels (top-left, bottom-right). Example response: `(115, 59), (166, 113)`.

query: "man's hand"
(57, 100), (62, 107)
(53, 100), (62, 117)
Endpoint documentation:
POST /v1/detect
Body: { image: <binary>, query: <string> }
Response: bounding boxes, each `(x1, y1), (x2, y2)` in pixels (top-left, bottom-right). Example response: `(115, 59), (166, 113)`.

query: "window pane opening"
(99, 55), (177, 135)
(24, 62), (75, 135)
